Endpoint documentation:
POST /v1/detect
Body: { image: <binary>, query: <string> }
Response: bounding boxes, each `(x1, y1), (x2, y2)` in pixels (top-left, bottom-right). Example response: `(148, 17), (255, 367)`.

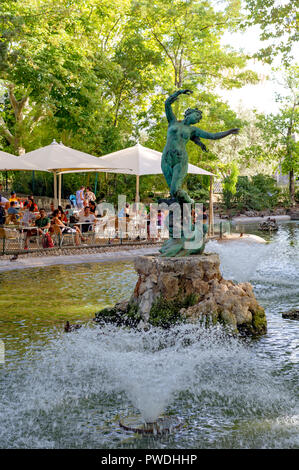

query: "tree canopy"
(0, 0), (297, 202)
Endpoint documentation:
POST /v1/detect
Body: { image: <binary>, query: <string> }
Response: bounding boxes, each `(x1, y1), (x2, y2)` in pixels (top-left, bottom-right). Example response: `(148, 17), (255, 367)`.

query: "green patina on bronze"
(160, 88), (239, 257)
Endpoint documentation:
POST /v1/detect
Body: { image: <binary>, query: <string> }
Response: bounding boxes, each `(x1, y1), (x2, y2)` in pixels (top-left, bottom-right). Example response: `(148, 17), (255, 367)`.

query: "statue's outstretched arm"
(165, 89), (192, 124)
(192, 126), (239, 141)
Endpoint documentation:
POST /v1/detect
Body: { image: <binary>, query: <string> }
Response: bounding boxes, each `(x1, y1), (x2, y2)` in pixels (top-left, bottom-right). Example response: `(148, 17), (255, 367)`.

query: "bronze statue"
(162, 89), (239, 204)
(159, 89), (239, 257)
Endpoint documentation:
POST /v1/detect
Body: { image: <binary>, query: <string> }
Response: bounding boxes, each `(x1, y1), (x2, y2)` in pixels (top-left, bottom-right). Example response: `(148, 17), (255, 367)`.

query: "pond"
(0, 222), (298, 448)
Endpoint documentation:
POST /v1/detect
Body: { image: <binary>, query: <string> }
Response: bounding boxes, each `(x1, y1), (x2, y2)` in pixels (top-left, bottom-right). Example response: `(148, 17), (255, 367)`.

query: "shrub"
(222, 164), (239, 209)
(278, 188), (292, 208)
(222, 174), (282, 211)
(186, 174), (210, 204)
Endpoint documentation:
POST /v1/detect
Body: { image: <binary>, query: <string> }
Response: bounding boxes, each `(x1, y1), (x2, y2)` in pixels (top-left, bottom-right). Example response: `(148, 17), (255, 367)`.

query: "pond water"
(0, 222), (298, 449)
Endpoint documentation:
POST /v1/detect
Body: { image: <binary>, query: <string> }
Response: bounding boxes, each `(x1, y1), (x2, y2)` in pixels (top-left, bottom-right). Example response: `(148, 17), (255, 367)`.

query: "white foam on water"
(1, 323), (297, 448)
(206, 238), (299, 285)
(1, 226), (298, 448)
(206, 240), (273, 282)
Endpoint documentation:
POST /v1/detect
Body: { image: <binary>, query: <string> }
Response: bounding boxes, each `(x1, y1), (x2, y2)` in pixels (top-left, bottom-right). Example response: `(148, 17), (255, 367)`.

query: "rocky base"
(289, 211), (299, 220)
(282, 309), (299, 320)
(259, 218), (278, 231)
(94, 254), (267, 336)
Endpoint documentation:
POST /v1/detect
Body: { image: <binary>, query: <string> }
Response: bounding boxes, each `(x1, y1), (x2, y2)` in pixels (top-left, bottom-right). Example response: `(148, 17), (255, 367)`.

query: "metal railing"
(0, 219), (230, 256)
(0, 222), (169, 255)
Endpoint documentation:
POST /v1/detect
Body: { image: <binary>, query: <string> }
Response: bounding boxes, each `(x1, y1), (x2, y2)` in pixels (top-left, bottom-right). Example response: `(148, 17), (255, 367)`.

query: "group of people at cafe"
(0, 182), (208, 249)
(0, 183), (99, 249)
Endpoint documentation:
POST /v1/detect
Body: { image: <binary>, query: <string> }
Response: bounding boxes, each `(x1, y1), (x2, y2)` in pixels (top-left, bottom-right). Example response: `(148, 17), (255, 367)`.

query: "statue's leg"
(170, 161), (193, 203)
(161, 157), (173, 191)
(170, 161), (187, 195)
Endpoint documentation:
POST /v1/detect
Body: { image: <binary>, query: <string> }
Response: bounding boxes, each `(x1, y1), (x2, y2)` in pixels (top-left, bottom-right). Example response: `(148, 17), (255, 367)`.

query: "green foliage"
(0, 0), (287, 204)
(239, 66), (298, 204)
(222, 162), (239, 209)
(222, 174), (283, 211)
(243, 0), (297, 64)
(277, 188), (292, 209)
(186, 175), (210, 204)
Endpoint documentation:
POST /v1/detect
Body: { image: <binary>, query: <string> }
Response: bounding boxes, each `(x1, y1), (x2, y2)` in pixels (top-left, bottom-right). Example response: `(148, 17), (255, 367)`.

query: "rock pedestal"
(94, 253), (267, 335)
(282, 309), (299, 320)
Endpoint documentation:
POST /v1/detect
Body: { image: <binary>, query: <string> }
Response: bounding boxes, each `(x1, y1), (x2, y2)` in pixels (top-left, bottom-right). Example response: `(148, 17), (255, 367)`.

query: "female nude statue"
(161, 89), (239, 203)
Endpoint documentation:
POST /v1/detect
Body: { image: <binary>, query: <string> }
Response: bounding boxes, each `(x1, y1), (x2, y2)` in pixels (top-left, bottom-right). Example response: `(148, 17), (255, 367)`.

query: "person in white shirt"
(76, 186), (85, 209)
(0, 183), (8, 207)
(78, 206), (96, 233)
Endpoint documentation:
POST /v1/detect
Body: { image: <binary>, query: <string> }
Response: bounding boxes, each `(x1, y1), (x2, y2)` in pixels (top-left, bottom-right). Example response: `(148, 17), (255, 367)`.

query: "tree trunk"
(289, 169), (295, 206)
(0, 85), (44, 155)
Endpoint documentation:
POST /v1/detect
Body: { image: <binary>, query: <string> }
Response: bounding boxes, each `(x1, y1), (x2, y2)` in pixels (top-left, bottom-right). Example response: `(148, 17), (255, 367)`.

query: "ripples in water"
(0, 222), (298, 448)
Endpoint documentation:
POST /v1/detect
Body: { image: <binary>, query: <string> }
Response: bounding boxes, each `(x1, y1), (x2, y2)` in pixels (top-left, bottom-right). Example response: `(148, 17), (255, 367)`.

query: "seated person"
(58, 205), (68, 223)
(24, 208), (51, 249)
(9, 191), (20, 206)
(78, 206), (96, 233)
(0, 195), (8, 208)
(118, 202), (130, 218)
(88, 200), (98, 216)
(7, 201), (20, 222)
(23, 195), (32, 208)
(0, 184), (8, 222)
(52, 209), (85, 246)
(24, 195), (38, 212)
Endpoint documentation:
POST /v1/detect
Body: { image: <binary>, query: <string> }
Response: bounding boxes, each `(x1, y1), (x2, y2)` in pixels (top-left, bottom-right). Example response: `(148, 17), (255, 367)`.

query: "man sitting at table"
(6, 201), (20, 223)
(78, 206), (96, 233)
(24, 208), (51, 249)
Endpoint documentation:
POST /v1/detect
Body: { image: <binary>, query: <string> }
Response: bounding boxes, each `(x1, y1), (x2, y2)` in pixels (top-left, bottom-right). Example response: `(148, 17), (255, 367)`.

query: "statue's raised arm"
(165, 89), (193, 124)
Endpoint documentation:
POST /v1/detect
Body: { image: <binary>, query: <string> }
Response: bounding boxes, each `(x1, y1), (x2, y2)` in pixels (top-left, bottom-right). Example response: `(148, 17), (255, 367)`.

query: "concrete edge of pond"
(0, 246), (160, 272)
(230, 215), (291, 225)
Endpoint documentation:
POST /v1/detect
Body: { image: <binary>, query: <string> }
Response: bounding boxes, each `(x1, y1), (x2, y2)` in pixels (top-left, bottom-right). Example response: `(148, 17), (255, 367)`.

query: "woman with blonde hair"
(51, 209), (86, 246)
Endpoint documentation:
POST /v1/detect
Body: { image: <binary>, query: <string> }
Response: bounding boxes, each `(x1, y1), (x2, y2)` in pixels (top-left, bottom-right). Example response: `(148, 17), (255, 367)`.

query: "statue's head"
(184, 107), (202, 124)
